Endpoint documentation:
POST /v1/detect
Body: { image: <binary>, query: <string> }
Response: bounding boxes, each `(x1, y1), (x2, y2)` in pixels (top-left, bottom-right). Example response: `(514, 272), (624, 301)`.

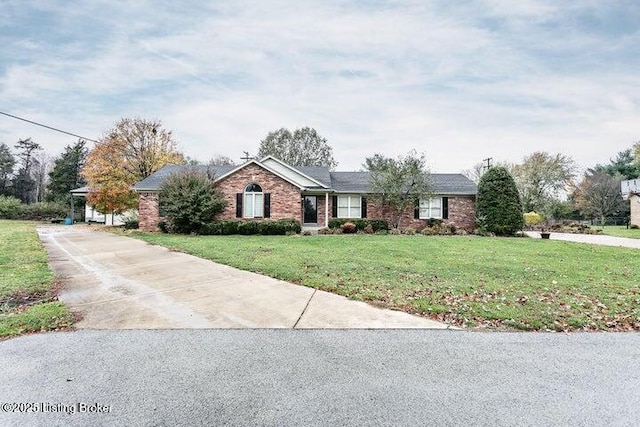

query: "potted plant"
(540, 227), (551, 239)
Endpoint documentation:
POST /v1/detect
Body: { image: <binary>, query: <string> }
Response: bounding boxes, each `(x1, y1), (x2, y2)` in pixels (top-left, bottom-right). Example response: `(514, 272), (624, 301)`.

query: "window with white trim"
(419, 197), (442, 219)
(337, 195), (361, 218)
(244, 183), (263, 218)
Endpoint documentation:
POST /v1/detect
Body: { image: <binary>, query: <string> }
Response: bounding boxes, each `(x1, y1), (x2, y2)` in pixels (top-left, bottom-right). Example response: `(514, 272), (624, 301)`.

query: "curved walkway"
(38, 226), (450, 329)
(524, 231), (640, 249)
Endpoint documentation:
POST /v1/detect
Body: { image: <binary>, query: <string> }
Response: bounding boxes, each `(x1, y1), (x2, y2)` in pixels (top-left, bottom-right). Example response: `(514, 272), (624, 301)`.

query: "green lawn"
(595, 225), (640, 239)
(127, 233), (640, 332)
(0, 220), (74, 338)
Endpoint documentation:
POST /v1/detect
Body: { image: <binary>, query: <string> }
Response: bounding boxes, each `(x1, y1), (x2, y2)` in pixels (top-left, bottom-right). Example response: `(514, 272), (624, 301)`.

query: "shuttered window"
(337, 195), (361, 218)
(419, 197), (443, 219)
(244, 183), (264, 218)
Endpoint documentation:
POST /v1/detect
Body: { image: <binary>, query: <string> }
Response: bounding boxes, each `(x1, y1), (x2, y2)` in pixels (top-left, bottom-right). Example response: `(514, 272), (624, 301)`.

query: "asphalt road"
(1, 330), (639, 427)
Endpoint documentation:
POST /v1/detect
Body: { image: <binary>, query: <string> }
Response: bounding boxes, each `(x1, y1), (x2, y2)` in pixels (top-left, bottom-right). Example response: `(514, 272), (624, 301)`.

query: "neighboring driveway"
(38, 227), (448, 329)
(524, 231), (640, 249)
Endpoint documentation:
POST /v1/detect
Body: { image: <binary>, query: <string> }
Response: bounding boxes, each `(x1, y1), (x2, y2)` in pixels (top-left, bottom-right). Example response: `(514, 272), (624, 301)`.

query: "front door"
(303, 196), (317, 224)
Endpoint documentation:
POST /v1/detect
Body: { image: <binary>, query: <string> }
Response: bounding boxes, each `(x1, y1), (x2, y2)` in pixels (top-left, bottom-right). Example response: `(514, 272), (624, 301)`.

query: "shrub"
(341, 222), (357, 233)
(123, 214), (139, 230)
(367, 219), (390, 232)
(328, 218), (346, 229)
(476, 167), (524, 236)
(238, 221), (260, 235)
(0, 196), (24, 219)
(159, 167), (227, 234)
(24, 202), (68, 220)
(200, 219), (301, 236)
(402, 227), (417, 235)
(328, 218), (389, 232)
(158, 220), (170, 233)
(220, 220), (240, 235)
(425, 218), (443, 228)
(631, 224), (639, 230)
(523, 211), (544, 228)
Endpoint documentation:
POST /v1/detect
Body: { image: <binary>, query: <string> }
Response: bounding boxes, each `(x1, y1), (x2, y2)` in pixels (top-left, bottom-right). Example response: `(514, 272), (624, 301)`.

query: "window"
(244, 183), (263, 218)
(337, 195), (361, 218)
(419, 197), (442, 219)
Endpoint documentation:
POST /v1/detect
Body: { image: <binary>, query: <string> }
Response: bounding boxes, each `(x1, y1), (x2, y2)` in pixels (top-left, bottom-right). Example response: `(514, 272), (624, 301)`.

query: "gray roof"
(329, 172), (371, 192)
(329, 172), (476, 195)
(296, 166), (332, 187)
(132, 164), (235, 190)
(132, 163), (476, 195)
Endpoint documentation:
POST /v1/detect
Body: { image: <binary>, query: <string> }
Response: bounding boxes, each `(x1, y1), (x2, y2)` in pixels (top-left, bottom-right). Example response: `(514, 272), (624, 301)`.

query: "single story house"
(621, 179), (639, 227)
(132, 156), (477, 232)
(70, 186), (133, 226)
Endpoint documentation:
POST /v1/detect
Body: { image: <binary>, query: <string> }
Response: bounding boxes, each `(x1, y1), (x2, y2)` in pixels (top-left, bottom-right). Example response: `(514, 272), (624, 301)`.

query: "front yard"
(130, 232), (640, 331)
(0, 220), (74, 338)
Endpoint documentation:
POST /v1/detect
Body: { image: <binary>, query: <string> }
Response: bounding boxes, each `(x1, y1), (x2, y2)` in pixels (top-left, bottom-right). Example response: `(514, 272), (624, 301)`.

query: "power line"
(0, 110), (99, 143)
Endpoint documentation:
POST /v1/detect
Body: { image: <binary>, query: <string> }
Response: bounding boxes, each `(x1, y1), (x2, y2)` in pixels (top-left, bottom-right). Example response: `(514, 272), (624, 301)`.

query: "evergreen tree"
(477, 167), (524, 236)
(0, 143), (15, 196)
(12, 138), (41, 203)
(47, 139), (88, 204)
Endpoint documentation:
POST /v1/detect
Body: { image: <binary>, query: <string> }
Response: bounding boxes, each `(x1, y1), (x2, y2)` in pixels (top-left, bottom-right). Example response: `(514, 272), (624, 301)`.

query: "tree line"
(2, 114), (637, 229)
(465, 144), (640, 226)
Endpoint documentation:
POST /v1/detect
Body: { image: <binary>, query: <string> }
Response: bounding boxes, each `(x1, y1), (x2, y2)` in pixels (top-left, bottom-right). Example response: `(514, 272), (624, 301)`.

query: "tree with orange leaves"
(83, 118), (184, 215)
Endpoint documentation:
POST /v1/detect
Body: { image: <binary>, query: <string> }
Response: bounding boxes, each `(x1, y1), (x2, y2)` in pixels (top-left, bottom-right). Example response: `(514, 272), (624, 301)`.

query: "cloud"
(0, 0), (638, 174)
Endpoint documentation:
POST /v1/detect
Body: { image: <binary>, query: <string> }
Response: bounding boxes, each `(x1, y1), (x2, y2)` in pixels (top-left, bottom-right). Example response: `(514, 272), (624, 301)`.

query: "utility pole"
(482, 157), (493, 171)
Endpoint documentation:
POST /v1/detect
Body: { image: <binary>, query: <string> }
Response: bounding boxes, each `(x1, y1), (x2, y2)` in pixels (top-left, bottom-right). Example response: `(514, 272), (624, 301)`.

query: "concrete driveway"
(524, 230), (640, 249)
(38, 227), (449, 329)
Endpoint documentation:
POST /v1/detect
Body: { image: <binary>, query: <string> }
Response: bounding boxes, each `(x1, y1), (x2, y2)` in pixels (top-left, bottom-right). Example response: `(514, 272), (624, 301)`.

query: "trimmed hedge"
(327, 218), (389, 232)
(199, 219), (301, 236)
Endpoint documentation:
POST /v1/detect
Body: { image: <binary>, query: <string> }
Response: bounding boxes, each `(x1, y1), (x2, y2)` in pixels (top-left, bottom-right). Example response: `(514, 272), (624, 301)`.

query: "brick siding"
(216, 163), (302, 220)
(139, 192), (160, 231)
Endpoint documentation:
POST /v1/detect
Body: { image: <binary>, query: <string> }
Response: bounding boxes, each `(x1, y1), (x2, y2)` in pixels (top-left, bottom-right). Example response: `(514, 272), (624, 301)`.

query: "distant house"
(132, 156), (477, 232)
(70, 186), (131, 226)
(621, 179), (640, 227)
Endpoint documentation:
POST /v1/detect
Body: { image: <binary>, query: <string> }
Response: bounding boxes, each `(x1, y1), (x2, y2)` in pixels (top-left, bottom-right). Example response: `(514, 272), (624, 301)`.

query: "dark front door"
(303, 196), (318, 224)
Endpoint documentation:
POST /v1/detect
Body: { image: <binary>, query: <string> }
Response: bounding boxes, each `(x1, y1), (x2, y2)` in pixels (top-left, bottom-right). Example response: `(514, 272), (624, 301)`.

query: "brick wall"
(631, 195), (640, 227)
(364, 195), (476, 231)
(217, 163), (302, 220)
(139, 192), (160, 231)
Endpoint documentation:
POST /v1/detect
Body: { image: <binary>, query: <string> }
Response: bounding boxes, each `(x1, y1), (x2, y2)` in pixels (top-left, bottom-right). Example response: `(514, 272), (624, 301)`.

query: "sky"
(1, 0), (639, 173)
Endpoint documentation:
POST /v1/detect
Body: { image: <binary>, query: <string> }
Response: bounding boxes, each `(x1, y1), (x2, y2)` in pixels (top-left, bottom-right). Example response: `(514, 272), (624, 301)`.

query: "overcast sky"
(1, 0), (639, 172)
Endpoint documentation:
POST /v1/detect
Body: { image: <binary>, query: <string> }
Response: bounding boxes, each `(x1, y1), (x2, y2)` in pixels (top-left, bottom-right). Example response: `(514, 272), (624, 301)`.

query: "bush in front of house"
(123, 213), (139, 230)
(199, 219), (301, 236)
(327, 218), (389, 232)
(476, 166), (524, 236)
(159, 167), (227, 234)
(341, 222), (357, 233)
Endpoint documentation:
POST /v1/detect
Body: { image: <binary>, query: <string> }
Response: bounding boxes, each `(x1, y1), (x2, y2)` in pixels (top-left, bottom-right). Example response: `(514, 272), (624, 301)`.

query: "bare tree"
(208, 155), (235, 166)
(257, 127), (337, 169)
(32, 151), (52, 202)
(573, 169), (625, 226)
(510, 152), (576, 214)
(364, 150), (433, 229)
(462, 162), (486, 184)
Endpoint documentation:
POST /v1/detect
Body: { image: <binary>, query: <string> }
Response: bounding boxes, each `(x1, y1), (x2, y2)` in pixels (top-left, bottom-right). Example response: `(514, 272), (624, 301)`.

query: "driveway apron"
(38, 227), (449, 329)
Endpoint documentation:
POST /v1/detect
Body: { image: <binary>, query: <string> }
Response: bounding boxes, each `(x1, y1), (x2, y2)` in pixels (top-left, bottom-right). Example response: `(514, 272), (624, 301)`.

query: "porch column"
(325, 192), (329, 228)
